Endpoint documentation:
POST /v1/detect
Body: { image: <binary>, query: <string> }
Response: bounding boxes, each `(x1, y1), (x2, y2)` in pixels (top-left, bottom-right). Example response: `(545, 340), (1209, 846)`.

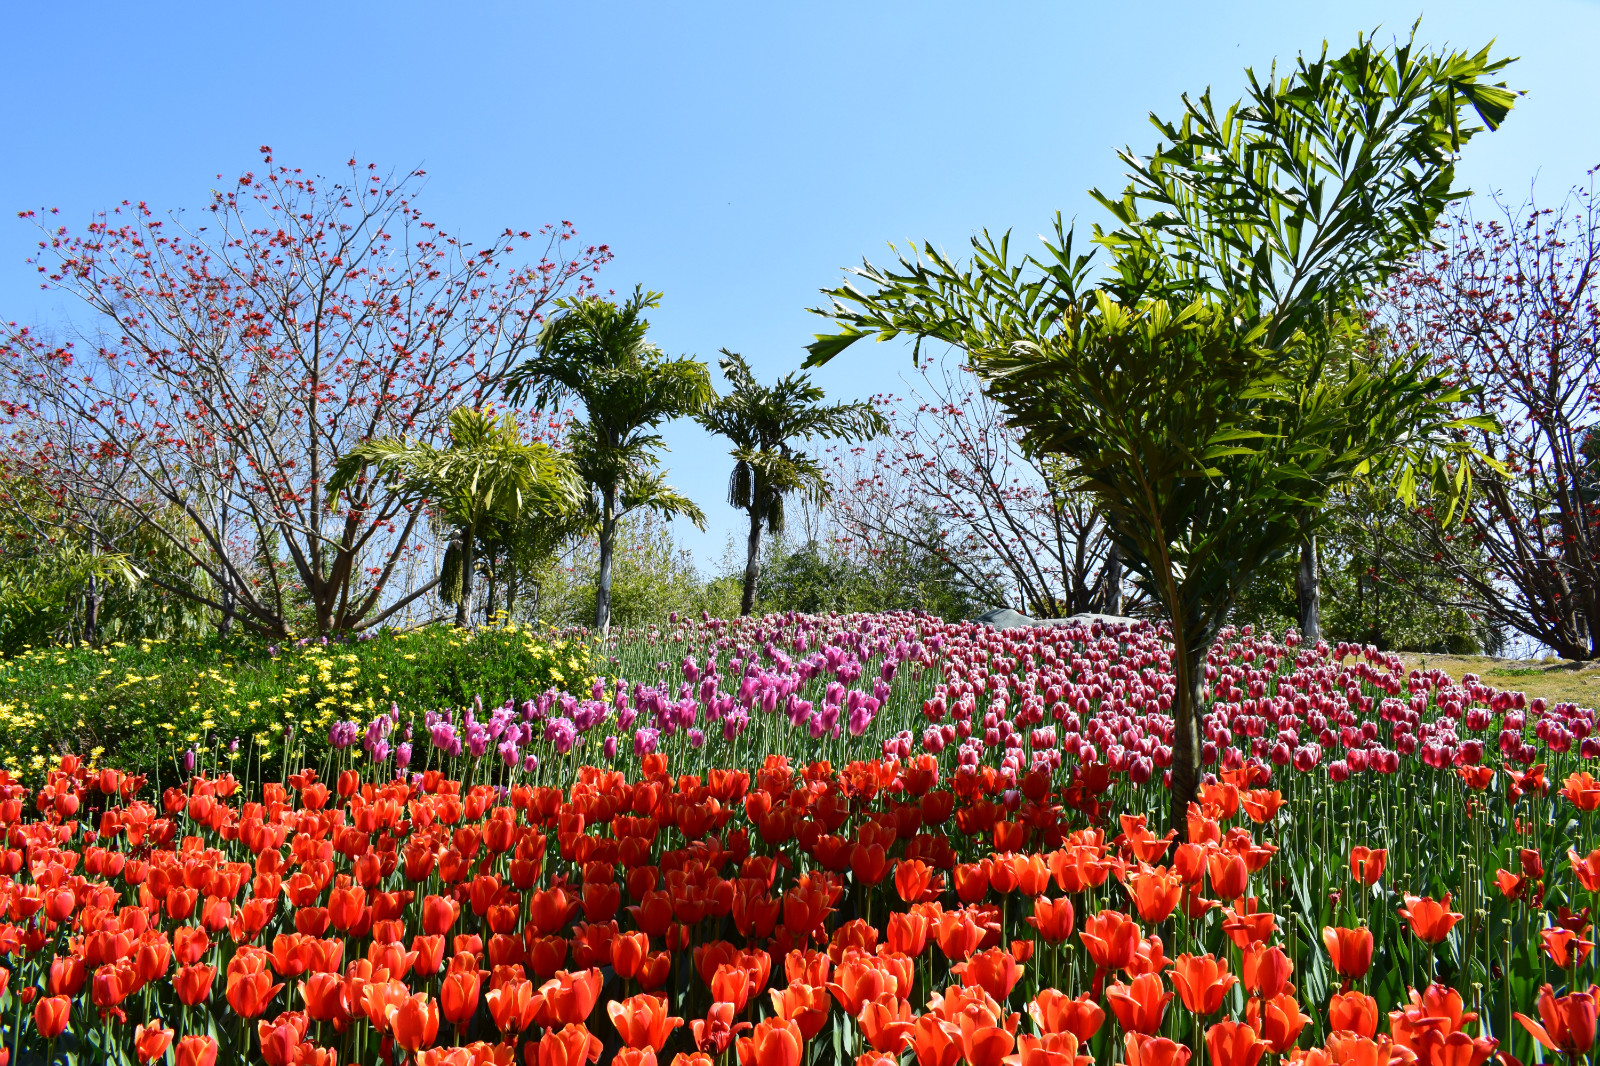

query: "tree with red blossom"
(0, 148), (608, 637)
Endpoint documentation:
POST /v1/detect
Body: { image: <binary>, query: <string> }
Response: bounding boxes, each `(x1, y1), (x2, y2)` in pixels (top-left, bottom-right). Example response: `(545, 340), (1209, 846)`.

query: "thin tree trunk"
(455, 523), (475, 628)
(1098, 542), (1123, 615)
(83, 526), (100, 644)
(1296, 534), (1321, 642)
(595, 487), (616, 633)
(1168, 615), (1205, 841)
(741, 508), (763, 616)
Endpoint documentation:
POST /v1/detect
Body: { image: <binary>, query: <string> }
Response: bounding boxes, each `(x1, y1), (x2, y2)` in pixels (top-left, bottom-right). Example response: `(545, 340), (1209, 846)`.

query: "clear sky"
(4, 1), (1596, 570)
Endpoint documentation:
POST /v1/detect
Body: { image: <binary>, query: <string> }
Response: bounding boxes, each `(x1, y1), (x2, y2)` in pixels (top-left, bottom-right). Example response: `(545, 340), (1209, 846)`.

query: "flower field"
(0, 611), (1597, 1066)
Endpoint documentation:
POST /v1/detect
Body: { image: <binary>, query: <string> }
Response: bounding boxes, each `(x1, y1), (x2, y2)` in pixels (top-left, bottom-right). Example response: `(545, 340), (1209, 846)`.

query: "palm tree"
(504, 288), (713, 632)
(329, 407), (582, 627)
(698, 351), (885, 615)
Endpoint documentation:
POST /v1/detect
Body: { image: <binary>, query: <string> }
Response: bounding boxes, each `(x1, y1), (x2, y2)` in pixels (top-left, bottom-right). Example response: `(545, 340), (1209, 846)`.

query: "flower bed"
(0, 612), (1594, 1065)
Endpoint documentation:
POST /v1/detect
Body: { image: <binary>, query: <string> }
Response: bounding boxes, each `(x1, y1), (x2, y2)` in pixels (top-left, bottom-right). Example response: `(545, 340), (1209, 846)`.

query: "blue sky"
(4, 1), (1596, 570)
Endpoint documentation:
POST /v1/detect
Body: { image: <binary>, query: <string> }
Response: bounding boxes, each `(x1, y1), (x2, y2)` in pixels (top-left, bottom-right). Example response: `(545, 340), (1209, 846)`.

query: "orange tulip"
(439, 969), (482, 1026)
(257, 1012), (308, 1066)
(1564, 772), (1600, 811)
(857, 997), (918, 1053)
(1397, 895), (1462, 944)
(1169, 953), (1235, 1016)
(737, 1017), (805, 1066)
(536, 968), (604, 1026)
(887, 910), (931, 956)
(612, 1051), (657, 1066)
(1106, 973), (1171, 1035)
(1248, 992), (1310, 1053)
(225, 952), (284, 1018)
(1516, 985), (1599, 1054)
(954, 861), (992, 904)
(535, 1023), (603, 1066)
(1026, 896), (1076, 944)
(299, 972), (351, 1028)
(1348, 847), (1387, 886)
(1240, 944), (1292, 999)
(611, 931), (650, 980)
(1391, 985), (1498, 1066)
(714, 961), (756, 1012)
(1321, 926), (1374, 980)
(1205, 1019), (1266, 1066)
(935, 908), (987, 962)
(175, 1036), (220, 1066)
(33, 996), (70, 1040)
(1327, 991), (1379, 1037)
(1544, 927), (1596, 969)
(607, 994), (683, 1052)
(387, 992), (440, 1052)
(1079, 910), (1141, 972)
(1571, 847), (1600, 892)
(896, 859), (934, 903)
(134, 1019), (175, 1064)
(486, 978), (538, 1035)
(1206, 851), (1249, 901)
(955, 947), (1023, 1002)
(1029, 989), (1104, 1041)
(1010, 1032), (1093, 1066)
(360, 979), (409, 1033)
(173, 963), (217, 1006)
(1124, 1033), (1192, 1066)
(1128, 866), (1184, 924)
(909, 1014), (962, 1066)
(768, 983), (830, 1042)
(957, 1020), (1016, 1066)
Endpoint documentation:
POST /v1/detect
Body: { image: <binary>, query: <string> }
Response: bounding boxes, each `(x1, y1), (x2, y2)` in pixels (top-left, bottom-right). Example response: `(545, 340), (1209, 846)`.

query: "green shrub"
(0, 624), (594, 776)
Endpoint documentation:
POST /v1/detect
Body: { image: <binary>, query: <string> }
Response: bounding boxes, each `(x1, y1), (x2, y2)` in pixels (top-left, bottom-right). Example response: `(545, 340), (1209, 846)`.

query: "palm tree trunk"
(455, 523), (475, 628)
(1296, 534), (1321, 642)
(741, 509), (763, 616)
(595, 486), (616, 633)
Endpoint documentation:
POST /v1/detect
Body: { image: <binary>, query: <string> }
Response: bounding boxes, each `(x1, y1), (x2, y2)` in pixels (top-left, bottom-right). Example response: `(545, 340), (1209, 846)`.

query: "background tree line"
(1, 142), (1596, 664)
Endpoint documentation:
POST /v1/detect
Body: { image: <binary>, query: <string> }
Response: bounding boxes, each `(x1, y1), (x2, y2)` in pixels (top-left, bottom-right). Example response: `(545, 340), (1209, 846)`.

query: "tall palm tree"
(698, 351), (885, 615)
(329, 407), (583, 627)
(504, 287), (713, 632)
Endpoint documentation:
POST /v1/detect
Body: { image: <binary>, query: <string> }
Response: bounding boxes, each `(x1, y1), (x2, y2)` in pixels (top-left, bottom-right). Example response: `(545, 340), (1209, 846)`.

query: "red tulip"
(175, 1036), (219, 1066)
(1026, 896), (1076, 943)
(1079, 910), (1140, 972)
(1327, 991), (1379, 1037)
(737, 1017), (805, 1066)
(856, 997), (918, 1053)
(607, 993), (683, 1052)
(1517, 985), (1599, 1055)
(133, 1019), (175, 1063)
(1106, 973), (1171, 1035)
(1205, 1019), (1266, 1066)
(1248, 992), (1310, 1053)
(1348, 846), (1387, 886)
(385, 993), (439, 1052)
(33, 996), (70, 1040)
(1321, 926), (1373, 980)
(1029, 989), (1104, 1041)
(440, 968), (482, 1026)
(1170, 953), (1235, 1016)
(1397, 895), (1462, 944)
(535, 1022), (602, 1066)
(1124, 1033), (1192, 1066)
